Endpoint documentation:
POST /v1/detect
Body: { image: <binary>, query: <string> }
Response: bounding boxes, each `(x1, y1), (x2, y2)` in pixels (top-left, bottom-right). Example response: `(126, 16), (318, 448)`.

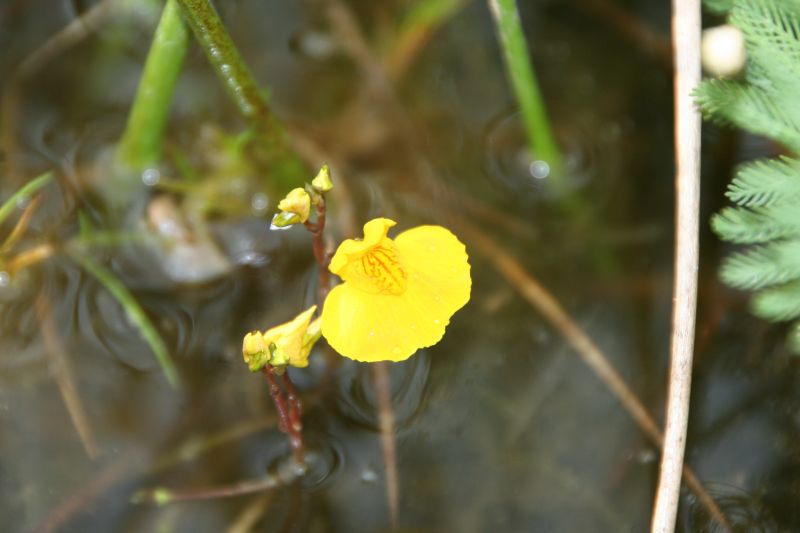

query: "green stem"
(488, 0), (562, 184)
(0, 171), (52, 227)
(175, 0), (282, 143)
(118, 0), (189, 171)
(67, 249), (182, 389)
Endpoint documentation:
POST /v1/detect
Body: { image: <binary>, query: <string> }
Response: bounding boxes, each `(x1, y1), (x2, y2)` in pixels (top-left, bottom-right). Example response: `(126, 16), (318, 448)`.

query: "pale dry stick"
(652, 0), (703, 531)
(0, 0), (115, 183)
(225, 493), (275, 533)
(454, 218), (729, 530)
(372, 362), (400, 527)
(35, 292), (99, 460)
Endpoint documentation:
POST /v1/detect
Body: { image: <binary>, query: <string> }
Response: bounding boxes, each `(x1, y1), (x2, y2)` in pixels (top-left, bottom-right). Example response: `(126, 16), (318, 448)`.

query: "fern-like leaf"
(732, 0), (800, 119)
(694, 79), (800, 152)
(704, 0), (733, 14)
(712, 205), (800, 243)
(752, 280), (800, 321)
(720, 239), (800, 290)
(726, 157), (800, 206)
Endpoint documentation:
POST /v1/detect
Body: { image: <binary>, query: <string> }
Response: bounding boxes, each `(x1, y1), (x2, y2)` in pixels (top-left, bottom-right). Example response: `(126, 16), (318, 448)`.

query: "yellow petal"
(329, 218), (396, 276)
(321, 224), (470, 362)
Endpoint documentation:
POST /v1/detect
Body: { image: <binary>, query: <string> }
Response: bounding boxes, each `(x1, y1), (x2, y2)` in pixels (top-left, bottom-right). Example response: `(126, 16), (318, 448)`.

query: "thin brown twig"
(133, 473), (286, 504)
(652, 0), (703, 530)
(35, 291), (99, 460)
(372, 362), (400, 528)
(1, 194), (42, 253)
(33, 451), (140, 533)
(454, 217), (729, 530)
(1, 0), (114, 184)
(5, 243), (55, 275)
(225, 492), (276, 533)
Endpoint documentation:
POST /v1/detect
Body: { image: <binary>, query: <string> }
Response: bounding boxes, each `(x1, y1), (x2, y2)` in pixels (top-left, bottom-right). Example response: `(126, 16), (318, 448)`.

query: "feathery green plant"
(696, 0), (800, 351)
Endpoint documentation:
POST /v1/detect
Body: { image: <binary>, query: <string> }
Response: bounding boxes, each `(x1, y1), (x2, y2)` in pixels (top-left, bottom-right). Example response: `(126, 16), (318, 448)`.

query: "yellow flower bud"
(277, 188), (311, 223)
(311, 165), (333, 193)
(242, 306), (321, 371)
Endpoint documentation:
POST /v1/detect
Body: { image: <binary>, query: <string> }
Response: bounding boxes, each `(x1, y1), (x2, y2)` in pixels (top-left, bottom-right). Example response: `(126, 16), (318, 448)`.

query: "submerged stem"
(487, 0), (562, 183)
(118, 0), (189, 171)
(176, 0), (278, 140)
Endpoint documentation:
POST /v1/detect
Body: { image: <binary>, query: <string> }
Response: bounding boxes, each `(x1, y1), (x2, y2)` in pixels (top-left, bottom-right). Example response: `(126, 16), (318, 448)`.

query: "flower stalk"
(263, 367), (305, 466)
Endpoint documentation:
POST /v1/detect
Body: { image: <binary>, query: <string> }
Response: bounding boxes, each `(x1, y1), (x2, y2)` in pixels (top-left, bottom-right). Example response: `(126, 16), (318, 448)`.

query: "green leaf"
(712, 205), (800, 243)
(720, 239), (800, 290)
(0, 172), (53, 227)
(694, 79), (800, 152)
(732, 0), (800, 119)
(67, 249), (182, 389)
(726, 157), (800, 207)
(704, 0), (733, 14)
(752, 280), (800, 321)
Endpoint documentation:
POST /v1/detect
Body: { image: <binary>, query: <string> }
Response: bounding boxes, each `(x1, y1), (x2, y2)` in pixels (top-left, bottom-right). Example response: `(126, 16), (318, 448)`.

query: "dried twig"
(36, 292), (99, 459)
(1, 0), (114, 184)
(225, 493), (275, 533)
(651, 0), (704, 531)
(454, 217), (728, 529)
(372, 362), (399, 527)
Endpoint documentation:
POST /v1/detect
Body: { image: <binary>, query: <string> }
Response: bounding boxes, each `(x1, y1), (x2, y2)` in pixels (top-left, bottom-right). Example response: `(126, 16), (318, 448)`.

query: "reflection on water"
(2, 0), (800, 531)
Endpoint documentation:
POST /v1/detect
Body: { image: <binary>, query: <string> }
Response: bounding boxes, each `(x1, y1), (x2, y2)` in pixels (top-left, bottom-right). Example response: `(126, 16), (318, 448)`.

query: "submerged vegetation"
(697, 0), (800, 352)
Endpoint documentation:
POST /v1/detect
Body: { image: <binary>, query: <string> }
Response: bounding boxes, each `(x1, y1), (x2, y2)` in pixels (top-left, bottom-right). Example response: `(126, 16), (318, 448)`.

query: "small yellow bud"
(277, 188), (311, 223)
(311, 165), (333, 193)
(242, 306), (321, 371)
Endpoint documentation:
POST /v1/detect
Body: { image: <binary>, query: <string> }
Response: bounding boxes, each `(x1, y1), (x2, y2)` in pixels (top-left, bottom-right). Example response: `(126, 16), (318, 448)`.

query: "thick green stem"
(175, 0), (281, 143)
(488, 0), (562, 185)
(118, 0), (189, 171)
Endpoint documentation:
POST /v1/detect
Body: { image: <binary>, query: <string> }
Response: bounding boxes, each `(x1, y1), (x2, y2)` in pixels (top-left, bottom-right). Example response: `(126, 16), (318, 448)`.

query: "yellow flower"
(243, 305), (321, 371)
(277, 188), (311, 224)
(321, 218), (471, 362)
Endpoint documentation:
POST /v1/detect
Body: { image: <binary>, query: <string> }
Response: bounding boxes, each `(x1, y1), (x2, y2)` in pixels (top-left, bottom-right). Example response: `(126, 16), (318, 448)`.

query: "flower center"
(346, 243), (407, 295)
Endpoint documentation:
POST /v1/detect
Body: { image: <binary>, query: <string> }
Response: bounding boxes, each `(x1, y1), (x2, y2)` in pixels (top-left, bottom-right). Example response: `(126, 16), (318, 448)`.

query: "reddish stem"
(304, 198), (331, 300)
(263, 368), (291, 433)
(263, 367), (305, 465)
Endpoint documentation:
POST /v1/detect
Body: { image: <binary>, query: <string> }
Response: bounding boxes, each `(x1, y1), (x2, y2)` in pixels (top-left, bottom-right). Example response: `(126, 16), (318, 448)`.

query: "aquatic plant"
(321, 218), (471, 362)
(242, 166), (471, 465)
(696, 0), (800, 352)
(488, 0), (562, 183)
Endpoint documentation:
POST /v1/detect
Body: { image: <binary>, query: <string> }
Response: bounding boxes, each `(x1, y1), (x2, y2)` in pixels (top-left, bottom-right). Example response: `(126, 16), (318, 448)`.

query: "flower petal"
(329, 218), (396, 276)
(321, 225), (470, 362)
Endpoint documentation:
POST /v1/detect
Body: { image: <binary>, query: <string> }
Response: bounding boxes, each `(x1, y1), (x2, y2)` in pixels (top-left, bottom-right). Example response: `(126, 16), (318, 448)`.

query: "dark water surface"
(1, 0), (798, 531)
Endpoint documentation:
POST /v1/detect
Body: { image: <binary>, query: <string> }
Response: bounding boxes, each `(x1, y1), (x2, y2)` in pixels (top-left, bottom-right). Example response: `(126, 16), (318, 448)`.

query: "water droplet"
(429, 245), (437, 251)
(410, 324), (417, 330)
(251, 192), (269, 214)
(0, 272), (9, 287)
(142, 168), (160, 186)
(360, 467), (378, 483)
(15, 195), (30, 209)
(529, 160), (550, 179)
(434, 295), (441, 301)
(433, 319), (441, 325)
(392, 347), (402, 355)
(368, 331), (375, 337)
